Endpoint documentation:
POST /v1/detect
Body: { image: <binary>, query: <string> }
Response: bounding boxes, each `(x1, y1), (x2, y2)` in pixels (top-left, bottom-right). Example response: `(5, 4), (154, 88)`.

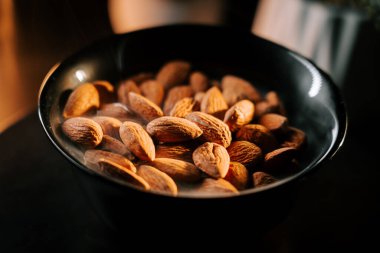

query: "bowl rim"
(38, 24), (348, 199)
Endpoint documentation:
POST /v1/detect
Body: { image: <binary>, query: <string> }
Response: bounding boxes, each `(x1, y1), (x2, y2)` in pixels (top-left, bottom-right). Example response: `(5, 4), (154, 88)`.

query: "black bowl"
(38, 25), (347, 232)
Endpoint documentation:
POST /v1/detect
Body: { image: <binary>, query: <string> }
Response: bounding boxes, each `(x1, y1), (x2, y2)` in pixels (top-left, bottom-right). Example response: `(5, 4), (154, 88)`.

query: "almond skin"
(253, 171), (278, 188)
(155, 143), (194, 162)
(156, 60), (191, 90)
(192, 142), (230, 178)
(62, 117), (103, 148)
(150, 158), (201, 183)
(98, 135), (135, 160)
(224, 99), (255, 132)
(264, 147), (297, 171)
(163, 85), (194, 115)
(227, 141), (262, 167)
(119, 121), (155, 161)
(63, 83), (100, 118)
(139, 80), (164, 106)
(281, 126), (306, 150)
(259, 113), (289, 136)
(201, 86), (228, 119)
(92, 116), (121, 140)
(190, 71), (209, 92)
(221, 75), (261, 106)
(128, 92), (164, 122)
(137, 165), (178, 196)
(117, 80), (141, 105)
(96, 103), (135, 122)
(236, 124), (278, 153)
(224, 162), (249, 190)
(169, 97), (196, 118)
(128, 72), (154, 84)
(147, 116), (203, 142)
(198, 178), (239, 195)
(84, 149), (136, 173)
(185, 112), (232, 148)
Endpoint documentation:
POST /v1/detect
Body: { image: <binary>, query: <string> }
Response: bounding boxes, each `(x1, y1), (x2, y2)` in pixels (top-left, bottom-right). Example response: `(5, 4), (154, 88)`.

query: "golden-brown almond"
(190, 71), (209, 92)
(224, 162), (249, 190)
(84, 149), (136, 173)
(227, 141), (262, 167)
(119, 121), (155, 161)
(92, 116), (121, 139)
(221, 75), (261, 106)
(253, 171), (278, 188)
(147, 116), (202, 142)
(169, 97), (196, 118)
(224, 99), (255, 132)
(192, 142), (230, 178)
(163, 85), (194, 115)
(127, 92), (164, 122)
(117, 80), (141, 105)
(139, 80), (164, 106)
(137, 165), (178, 196)
(62, 117), (103, 148)
(93, 80), (115, 104)
(128, 72), (154, 84)
(98, 135), (135, 160)
(185, 112), (232, 148)
(281, 126), (306, 150)
(236, 124), (278, 153)
(96, 103), (135, 121)
(63, 83), (100, 118)
(156, 60), (191, 90)
(98, 159), (149, 190)
(150, 158), (201, 183)
(259, 113), (289, 136)
(198, 178), (238, 195)
(201, 86), (228, 119)
(264, 147), (297, 170)
(155, 143), (194, 162)
(266, 91), (285, 115)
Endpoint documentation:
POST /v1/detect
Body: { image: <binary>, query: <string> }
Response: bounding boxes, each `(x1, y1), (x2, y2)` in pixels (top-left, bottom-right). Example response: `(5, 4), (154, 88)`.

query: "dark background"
(1, 0), (380, 252)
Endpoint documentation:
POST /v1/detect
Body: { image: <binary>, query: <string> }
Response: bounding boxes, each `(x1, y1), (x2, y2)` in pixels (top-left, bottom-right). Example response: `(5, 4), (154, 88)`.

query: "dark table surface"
(1, 1), (380, 252)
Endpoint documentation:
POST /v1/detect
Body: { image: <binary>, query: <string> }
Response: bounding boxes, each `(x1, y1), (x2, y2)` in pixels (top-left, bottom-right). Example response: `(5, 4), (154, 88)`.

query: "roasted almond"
(253, 171), (278, 188)
(119, 121), (155, 161)
(198, 178), (238, 195)
(169, 97), (196, 118)
(155, 143), (194, 162)
(163, 85), (194, 115)
(227, 141), (262, 167)
(92, 116), (121, 139)
(264, 147), (297, 171)
(117, 80), (141, 105)
(62, 117), (103, 148)
(266, 91), (285, 115)
(190, 71), (209, 92)
(236, 124), (278, 153)
(186, 112), (232, 148)
(147, 116), (202, 142)
(128, 92), (164, 122)
(259, 113), (289, 136)
(98, 135), (135, 160)
(84, 149), (136, 173)
(224, 99), (255, 132)
(63, 83), (100, 118)
(137, 165), (178, 196)
(96, 103), (135, 121)
(193, 92), (205, 108)
(93, 80), (115, 104)
(156, 60), (191, 90)
(150, 158), (201, 183)
(281, 126), (306, 150)
(139, 80), (164, 106)
(201, 86), (228, 119)
(224, 162), (249, 190)
(128, 72), (154, 84)
(221, 75), (261, 106)
(192, 142), (230, 178)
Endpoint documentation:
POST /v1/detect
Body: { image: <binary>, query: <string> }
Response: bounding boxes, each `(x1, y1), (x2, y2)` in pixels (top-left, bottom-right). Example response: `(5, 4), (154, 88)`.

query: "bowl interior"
(38, 25), (346, 198)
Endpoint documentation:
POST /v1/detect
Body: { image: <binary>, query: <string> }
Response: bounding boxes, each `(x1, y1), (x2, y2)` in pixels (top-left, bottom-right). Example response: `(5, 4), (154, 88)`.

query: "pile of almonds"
(61, 60), (306, 197)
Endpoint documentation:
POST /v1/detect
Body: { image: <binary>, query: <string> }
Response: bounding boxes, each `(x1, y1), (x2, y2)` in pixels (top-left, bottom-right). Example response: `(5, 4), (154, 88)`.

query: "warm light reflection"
(75, 70), (87, 82)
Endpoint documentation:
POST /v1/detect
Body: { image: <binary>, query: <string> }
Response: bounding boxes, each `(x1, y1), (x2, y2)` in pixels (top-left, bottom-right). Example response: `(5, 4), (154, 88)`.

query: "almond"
(169, 97), (196, 118)
(84, 149), (136, 173)
(96, 103), (136, 122)
(185, 112), (232, 148)
(150, 158), (201, 183)
(98, 159), (149, 190)
(198, 178), (238, 195)
(119, 121), (155, 161)
(264, 147), (297, 171)
(155, 143), (194, 162)
(221, 75), (261, 106)
(137, 165), (178, 196)
(224, 162), (249, 190)
(139, 80), (165, 106)
(62, 117), (103, 148)
(259, 113), (288, 136)
(227, 141), (262, 167)
(156, 60), (191, 90)
(163, 85), (194, 115)
(253, 171), (278, 188)
(193, 92), (205, 108)
(128, 72), (154, 84)
(192, 142), (230, 178)
(254, 101), (273, 118)
(236, 124), (278, 153)
(93, 80), (115, 104)
(190, 71), (209, 92)
(201, 86), (228, 119)
(147, 116), (202, 142)
(128, 92), (164, 122)
(224, 99), (255, 132)
(281, 127), (306, 150)
(92, 116), (121, 139)
(98, 135), (135, 160)
(266, 91), (285, 115)
(63, 83), (100, 118)
(117, 80), (141, 105)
